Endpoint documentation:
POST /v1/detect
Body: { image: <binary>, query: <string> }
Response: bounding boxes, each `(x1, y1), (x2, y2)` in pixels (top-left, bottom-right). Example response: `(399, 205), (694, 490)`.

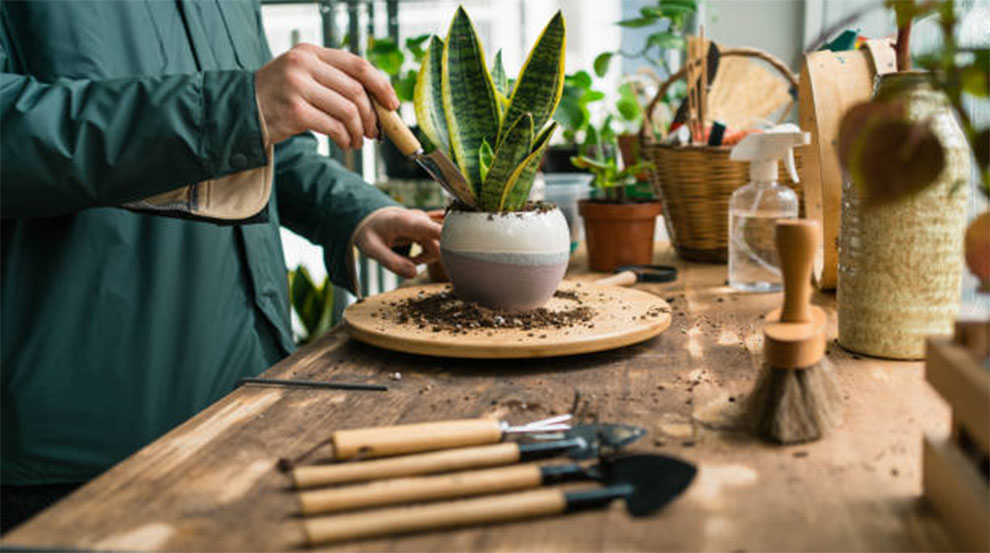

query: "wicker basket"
(641, 47), (801, 263)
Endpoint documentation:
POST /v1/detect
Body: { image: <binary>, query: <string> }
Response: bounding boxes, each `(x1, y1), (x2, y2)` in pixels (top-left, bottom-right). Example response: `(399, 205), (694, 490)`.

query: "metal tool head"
(616, 265), (678, 283)
(589, 454), (696, 516)
(415, 150), (477, 208)
(531, 422), (647, 459)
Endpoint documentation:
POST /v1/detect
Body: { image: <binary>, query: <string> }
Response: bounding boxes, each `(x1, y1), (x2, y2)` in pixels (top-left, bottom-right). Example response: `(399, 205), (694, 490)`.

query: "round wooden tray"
(344, 281), (671, 359)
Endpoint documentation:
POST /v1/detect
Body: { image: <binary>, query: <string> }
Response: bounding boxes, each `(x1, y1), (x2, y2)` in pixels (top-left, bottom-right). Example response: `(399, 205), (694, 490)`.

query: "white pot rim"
(441, 206), (570, 255)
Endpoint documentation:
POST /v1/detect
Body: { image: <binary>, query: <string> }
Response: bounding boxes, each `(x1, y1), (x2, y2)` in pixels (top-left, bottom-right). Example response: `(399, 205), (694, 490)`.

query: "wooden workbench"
(2, 247), (957, 551)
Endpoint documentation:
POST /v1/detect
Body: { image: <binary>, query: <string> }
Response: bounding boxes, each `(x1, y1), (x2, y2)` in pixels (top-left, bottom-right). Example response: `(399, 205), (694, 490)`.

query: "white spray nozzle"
(730, 123), (810, 183)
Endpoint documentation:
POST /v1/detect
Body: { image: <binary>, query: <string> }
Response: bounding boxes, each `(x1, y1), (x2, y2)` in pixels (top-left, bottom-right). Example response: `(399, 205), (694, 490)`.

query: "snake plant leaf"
(500, 121), (558, 211)
(442, 6), (501, 192)
(492, 49), (509, 97)
(479, 138), (494, 183)
(500, 11), (566, 147)
(414, 36), (449, 156)
(480, 113), (533, 211)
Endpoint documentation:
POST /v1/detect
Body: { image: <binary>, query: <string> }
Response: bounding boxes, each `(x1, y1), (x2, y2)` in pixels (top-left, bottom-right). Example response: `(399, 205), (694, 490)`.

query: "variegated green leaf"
(414, 36), (449, 156)
(500, 11), (565, 146)
(492, 49), (509, 97)
(480, 113), (533, 211)
(442, 6), (501, 193)
(500, 121), (557, 210)
(479, 138), (494, 183)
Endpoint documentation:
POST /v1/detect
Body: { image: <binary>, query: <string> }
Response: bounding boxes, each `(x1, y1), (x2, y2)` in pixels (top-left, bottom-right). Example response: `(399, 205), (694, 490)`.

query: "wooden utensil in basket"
(640, 46), (800, 263)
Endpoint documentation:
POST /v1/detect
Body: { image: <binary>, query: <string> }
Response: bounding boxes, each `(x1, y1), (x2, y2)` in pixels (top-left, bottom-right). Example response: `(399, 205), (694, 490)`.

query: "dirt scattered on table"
(391, 289), (595, 334)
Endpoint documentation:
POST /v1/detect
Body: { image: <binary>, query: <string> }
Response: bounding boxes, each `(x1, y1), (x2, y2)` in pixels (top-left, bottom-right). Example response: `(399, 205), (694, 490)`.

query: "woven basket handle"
(641, 46), (799, 145)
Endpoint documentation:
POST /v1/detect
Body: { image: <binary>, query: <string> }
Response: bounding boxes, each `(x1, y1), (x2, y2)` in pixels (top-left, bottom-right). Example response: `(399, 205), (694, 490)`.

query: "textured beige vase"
(837, 72), (970, 360)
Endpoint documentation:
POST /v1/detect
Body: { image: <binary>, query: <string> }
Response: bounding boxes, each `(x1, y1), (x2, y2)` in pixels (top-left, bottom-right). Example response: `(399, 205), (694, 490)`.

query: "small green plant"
(553, 70), (606, 147)
(414, 6), (566, 212)
(366, 34), (431, 104)
(571, 146), (653, 202)
(288, 266), (334, 345)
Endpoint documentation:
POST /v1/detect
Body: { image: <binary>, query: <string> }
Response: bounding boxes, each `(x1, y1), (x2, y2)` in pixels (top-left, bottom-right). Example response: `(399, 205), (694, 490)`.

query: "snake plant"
(415, 6), (565, 212)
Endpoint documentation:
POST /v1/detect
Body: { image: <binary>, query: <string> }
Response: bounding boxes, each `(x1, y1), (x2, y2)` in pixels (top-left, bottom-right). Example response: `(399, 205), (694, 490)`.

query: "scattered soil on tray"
(391, 289), (594, 334)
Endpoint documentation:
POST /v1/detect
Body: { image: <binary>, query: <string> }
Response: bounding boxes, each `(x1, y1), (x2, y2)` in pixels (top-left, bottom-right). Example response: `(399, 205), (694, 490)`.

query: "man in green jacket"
(0, 1), (440, 531)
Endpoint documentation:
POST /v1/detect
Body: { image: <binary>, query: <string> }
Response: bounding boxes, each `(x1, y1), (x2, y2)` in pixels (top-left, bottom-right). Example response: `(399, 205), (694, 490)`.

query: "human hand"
(255, 43), (399, 148)
(353, 207), (442, 278)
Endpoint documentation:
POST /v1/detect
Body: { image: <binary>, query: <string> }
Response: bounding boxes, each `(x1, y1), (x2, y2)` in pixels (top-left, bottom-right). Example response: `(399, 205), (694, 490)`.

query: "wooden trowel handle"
(292, 442), (521, 489)
(776, 220), (818, 323)
(594, 271), (638, 287)
(372, 98), (422, 156)
(299, 463), (544, 515)
(332, 418), (503, 460)
(303, 488), (567, 545)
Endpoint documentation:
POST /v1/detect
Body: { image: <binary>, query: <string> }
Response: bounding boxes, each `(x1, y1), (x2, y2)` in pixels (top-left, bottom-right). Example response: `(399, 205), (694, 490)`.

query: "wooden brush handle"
(776, 220), (818, 323)
(293, 442), (522, 489)
(594, 271), (638, 287)
(299, 463), (544, 515)
(372, 98), (422, 156)
(303, 488), (567, 545)
(332, 418), (503, 460)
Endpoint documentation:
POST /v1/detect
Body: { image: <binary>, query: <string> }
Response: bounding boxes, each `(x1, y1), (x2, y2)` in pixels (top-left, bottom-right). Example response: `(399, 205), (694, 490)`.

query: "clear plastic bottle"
(728, 180), (798, 291)
(727, 125), (808, 292)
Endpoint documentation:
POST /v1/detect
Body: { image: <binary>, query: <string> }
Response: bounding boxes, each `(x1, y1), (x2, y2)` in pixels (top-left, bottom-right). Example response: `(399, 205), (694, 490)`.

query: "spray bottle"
(728, 124), (810, 292)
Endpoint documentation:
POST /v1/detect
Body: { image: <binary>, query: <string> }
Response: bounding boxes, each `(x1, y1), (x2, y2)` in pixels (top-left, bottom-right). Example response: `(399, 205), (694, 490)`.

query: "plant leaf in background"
(616, 82), (643, 125)
(500, 11), (566, 146)
(442, 6), (502, 193)
(479, 138), (494, 183)
(367, 37), (404, 75)
(500, 121), (557, 211)
(481, 113), (534, 211)
(492, 49), (510, 97)
(288, 266), (334, 345)
(838, 100), (945, 206)
(414, 36), (449, 155)
(593, 52), (612, 78)
(405, 34), (431, 63)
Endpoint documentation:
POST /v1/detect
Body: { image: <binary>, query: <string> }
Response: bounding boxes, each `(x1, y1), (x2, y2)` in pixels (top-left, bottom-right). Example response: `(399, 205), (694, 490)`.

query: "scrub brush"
(746, 219), (841, 443)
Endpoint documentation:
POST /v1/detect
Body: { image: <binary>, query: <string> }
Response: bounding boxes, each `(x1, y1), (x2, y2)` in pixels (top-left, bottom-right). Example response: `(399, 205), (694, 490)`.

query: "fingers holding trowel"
(594, 265), (678, 287)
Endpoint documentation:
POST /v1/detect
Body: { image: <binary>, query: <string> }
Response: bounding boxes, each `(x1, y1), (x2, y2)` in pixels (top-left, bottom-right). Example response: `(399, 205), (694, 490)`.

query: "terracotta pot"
(837, 72), (970, 360)
(579, 200), (663, 272)
(425, 211), (448, 282)
(440, 207), (570, 311)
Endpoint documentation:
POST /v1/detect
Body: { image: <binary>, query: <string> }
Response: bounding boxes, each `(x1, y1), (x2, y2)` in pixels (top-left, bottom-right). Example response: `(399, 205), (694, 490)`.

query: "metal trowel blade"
(606, 454), (697, 517)
(414, 150), (477, 208)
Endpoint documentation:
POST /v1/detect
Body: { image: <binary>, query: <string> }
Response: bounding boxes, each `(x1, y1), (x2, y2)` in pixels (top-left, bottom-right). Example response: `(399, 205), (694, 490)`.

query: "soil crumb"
(392, 290), (594, 334)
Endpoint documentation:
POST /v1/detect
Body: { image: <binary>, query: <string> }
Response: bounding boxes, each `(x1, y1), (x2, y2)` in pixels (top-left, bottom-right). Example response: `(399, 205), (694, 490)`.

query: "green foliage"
(288, 266), (334, 345)
(553, 70), (606, 144)
(367, 34), (431, 104)
(593, 0), (696, 79)
(415, 7), (565, 212)
(571, 143), (653, 202)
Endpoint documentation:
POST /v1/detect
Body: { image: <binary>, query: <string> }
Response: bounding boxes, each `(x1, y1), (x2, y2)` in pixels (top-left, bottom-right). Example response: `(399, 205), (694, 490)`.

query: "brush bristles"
(745, 357), (841, 444)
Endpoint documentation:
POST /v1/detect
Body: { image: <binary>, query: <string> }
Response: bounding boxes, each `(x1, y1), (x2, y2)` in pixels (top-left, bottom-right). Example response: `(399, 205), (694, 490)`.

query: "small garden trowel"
(302, 454), (698, 545)
(372, 99), (477, 207)
(290, 421), (645, 489)
(298, 453), (687, 515)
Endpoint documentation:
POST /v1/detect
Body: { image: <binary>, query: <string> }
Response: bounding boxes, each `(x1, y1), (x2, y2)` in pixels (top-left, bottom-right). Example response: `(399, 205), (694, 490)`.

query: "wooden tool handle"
(303, 488), (567, 545)
(594, 271), (638, 287)
(299, 463), (544, 515)
(332, 418), (503, 460)
(776, 220), (818, 323)
(292, 442), (522, 488)
(372, 98), (422, 156)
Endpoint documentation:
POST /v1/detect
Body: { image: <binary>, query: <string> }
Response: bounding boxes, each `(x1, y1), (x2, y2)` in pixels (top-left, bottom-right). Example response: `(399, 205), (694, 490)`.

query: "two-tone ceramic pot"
(440, 207), (570, 311)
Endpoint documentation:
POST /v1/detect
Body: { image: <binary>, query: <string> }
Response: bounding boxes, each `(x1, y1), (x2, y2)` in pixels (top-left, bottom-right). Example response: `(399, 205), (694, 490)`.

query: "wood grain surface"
(1, 246), (955, 552)
(344, 282), (672, 358)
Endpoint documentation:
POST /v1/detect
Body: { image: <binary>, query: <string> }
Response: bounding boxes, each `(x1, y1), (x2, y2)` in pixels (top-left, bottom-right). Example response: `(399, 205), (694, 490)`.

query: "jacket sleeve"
(273, 134), (399, 292)
(0, 42), (268, 219)
(251, 11), (398, 292)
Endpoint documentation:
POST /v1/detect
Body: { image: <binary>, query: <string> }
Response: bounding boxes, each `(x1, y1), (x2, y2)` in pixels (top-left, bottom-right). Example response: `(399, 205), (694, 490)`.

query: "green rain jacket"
(1, 0), (397, 485)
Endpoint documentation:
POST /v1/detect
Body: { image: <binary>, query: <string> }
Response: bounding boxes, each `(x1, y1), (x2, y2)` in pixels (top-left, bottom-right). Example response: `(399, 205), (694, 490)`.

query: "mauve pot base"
(442, 250), (567, 312)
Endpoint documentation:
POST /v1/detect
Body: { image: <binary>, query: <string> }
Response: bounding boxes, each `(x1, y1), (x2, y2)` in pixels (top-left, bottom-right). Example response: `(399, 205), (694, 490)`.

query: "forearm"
(1, 70), (267, 219)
